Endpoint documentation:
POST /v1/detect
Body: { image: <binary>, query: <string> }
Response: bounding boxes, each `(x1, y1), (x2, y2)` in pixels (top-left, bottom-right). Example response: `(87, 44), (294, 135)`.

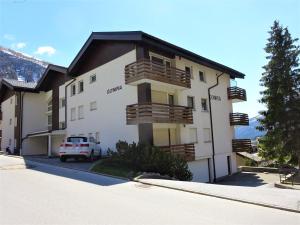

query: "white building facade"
(0, 31), (250, 182)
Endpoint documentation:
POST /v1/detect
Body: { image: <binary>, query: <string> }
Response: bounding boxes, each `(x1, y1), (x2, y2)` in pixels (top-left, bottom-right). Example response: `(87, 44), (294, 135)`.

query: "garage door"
(188, 159), (210, 182)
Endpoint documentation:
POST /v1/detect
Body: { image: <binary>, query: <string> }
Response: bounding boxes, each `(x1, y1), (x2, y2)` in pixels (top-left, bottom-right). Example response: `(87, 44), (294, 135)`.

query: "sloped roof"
(2, 78), (37, 90)
(35, 64), (67, 90)
(68, 31), (245, 79)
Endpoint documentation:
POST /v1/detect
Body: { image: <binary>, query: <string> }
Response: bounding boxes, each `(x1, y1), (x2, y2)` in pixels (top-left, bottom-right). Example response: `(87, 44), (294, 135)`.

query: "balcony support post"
(137, 83), (153, 145)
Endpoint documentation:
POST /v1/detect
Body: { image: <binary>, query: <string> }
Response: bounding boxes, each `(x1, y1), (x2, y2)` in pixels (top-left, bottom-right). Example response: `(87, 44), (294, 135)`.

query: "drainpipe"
(19, 92), (24, 156)
(208, 72), (225, 182)
(64, 78), (76, 129)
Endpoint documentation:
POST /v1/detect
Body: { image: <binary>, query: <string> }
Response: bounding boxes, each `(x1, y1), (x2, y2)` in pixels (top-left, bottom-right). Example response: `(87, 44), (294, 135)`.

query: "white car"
(59, 136), (101, 162)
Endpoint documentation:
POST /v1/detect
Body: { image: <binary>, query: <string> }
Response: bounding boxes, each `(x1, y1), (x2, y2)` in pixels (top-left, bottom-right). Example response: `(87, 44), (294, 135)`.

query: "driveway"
(217, 171), (281, 187)
(24, 155), (95, 171)
(1, 155), (299, 225)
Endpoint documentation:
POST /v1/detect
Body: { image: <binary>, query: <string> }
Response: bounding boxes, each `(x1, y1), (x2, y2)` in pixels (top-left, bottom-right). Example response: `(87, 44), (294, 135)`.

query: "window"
(168, 95), (174, 105)
(9, 138), (11, 146)
(67, 137), (87, 142)
(9, 118), (12, 125)
(88, 133), (95, 142)
(71, 84), (76, 96)
(71, 107), (76, 121)
(90, 74), (96, 83)
(59, 98), (66, 108)
(201, 98), (208, 111)
(187, 96), (195, 110)
(203, 128), (211, 143)
(199, 71), (206, 82)
(48, 115), (52, 127)
(151, 56), (164, 65)
(190, 128), (198, 143)
(185, 66), (193, 79)
(78, 81), (84, 93)
(47, 99), (52, 112)
(78, 105), (84, 119)
(90, 101), (97, 111)
(59, 122), (65, 129)
(95, 132), (100, 143)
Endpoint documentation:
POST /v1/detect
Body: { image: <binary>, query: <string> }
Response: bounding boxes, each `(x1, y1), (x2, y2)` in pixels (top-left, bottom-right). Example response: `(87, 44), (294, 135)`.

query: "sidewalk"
(135, 178), (300, 213)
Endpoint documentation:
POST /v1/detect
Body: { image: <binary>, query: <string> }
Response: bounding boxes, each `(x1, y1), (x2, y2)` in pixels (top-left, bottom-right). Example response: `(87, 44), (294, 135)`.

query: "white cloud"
(3, 34), (15, 41)
(34, 46), (56, 56)
(11, 42), (26, 49)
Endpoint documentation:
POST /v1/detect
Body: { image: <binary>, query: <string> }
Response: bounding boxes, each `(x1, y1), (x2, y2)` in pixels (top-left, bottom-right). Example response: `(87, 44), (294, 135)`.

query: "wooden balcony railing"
(125, 59), (191, 88)
(230, 113), (249, 126)
(159, 143), (195, 161)
(126, 102), (193, 124)
(227, 87), (247, 101)
(232, 139), (252, 152)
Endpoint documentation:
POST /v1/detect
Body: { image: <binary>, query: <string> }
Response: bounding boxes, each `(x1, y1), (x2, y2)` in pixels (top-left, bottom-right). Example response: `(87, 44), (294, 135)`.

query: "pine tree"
(258, 21), (300, 167)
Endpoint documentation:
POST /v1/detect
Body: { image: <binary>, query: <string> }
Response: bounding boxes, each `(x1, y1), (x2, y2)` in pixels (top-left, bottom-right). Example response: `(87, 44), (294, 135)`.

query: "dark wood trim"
(229, 113), (249, 126)
(232, 139), (252, 152)
(137, 83), (153, 145)
(127, 102), (193, 125)
(125, 59), (191, 88)
(159, 143), (195, 161)
(69, 41), (135, 76)
(137, 83), (151, 103)
(14, 92), (21, 153)
(68, 31), (245, 79)
(138, 124), (153, 145)
(228, 87), (247, 101)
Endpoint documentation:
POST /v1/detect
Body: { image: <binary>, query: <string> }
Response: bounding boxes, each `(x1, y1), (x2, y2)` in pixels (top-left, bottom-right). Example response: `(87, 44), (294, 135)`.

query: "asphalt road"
(0, 155), (299, 225)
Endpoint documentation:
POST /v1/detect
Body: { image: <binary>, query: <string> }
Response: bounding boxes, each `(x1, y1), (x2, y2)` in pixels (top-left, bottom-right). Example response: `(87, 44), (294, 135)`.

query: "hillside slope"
(0, 46), (48, 82)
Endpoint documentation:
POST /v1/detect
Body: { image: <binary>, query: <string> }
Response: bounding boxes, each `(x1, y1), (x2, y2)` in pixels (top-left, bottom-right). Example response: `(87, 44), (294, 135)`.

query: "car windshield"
(67, 137), (87, 143)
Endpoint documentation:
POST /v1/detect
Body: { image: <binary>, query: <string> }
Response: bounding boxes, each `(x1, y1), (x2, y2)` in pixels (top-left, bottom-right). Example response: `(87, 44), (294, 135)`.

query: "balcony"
(159, 144), (195, 161)
(232, 139), (252, 152)
(227, 87), (247, 102)
(125, 59), (191, 88)
(126, 102), (193, 124)
(230, 113), (249, 126)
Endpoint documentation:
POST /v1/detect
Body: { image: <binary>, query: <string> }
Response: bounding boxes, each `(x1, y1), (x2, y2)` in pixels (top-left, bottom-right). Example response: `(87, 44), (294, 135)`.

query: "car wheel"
(60, 156), (67, 162)
(89, 151), (94, 162)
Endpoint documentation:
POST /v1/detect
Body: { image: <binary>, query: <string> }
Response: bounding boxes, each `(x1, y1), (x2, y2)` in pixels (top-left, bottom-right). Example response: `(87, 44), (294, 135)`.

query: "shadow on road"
(216, 172), (275, 187)
(20, 156), (128, 187)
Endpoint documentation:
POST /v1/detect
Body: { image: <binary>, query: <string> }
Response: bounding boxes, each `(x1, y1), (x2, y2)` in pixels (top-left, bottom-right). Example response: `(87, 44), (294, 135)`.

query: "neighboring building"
(0, 31), (251, 182)
(0, 79), (37, 154)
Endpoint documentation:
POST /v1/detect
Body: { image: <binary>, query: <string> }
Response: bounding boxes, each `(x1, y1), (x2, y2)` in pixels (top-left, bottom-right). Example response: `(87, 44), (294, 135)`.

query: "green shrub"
(112, 140), (193, 181)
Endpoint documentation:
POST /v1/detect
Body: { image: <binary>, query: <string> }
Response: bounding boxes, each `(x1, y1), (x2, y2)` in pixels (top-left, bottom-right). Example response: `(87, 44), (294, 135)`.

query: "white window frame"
(199, 70), (206, 82)
(78, 80), (84, 93)
(90, 101), (97, 111)
(70, 107), (76, 121)
(90, 74), (96, 83)
(189, 128), (198, 144)
(71, 84), (76, 96)
(78, 105), (84, 119)
(187, 96), (195, 110)
(59, 98), (66, 108)
(203, 128), (212, 143)
(201, 98), (208, 112)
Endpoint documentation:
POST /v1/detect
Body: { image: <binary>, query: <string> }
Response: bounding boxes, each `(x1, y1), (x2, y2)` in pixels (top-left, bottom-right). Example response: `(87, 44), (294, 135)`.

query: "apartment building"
(0, 65), (68, 156)
(0, 31), (251, 182)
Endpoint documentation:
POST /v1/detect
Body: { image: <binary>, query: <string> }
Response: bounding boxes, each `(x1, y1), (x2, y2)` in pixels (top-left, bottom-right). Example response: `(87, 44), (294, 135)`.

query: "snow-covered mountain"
(235, 115), (266, 140)
(0, 46), (48, 82)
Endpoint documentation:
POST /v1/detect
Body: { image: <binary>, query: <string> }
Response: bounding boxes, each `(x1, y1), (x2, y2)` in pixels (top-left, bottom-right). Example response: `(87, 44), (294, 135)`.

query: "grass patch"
(91, 159), (139, 179)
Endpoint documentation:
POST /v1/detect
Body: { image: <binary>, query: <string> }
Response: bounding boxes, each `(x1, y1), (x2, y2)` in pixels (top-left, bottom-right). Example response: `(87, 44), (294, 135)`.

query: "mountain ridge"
(0, 46), (48, 82)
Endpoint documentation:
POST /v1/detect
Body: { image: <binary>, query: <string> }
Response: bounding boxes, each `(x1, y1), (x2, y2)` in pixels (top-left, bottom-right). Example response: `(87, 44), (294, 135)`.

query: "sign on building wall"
(210, 95), (221, 101)
(107, 85), (122, 95)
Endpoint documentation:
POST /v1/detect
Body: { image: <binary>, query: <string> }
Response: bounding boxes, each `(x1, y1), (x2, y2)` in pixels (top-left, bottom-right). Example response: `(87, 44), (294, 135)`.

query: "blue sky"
(0, 0), (299, 117)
